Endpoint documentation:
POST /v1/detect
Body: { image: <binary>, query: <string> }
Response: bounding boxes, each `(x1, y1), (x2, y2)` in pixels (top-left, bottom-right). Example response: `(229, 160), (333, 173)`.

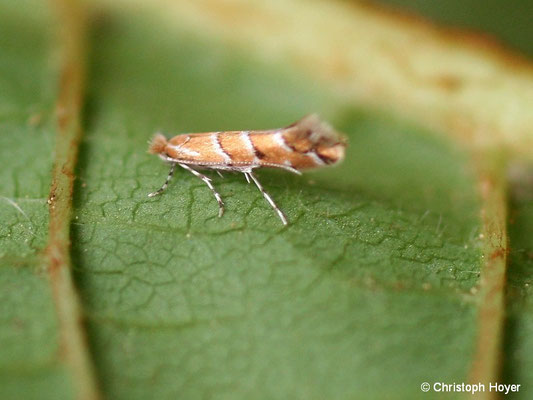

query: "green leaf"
(77, 11), (481, 400)
(504, 169), (533, 388)
(1, 1), (531, 399)
(0, 3), (74, 399)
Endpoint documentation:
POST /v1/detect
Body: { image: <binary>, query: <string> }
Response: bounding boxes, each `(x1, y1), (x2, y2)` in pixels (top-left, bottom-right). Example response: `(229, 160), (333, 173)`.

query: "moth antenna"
(148, 133), (168, 154)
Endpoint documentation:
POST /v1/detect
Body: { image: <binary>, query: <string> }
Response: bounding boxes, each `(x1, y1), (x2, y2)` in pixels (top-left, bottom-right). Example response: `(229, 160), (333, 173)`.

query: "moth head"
(148, 133), (168, 154)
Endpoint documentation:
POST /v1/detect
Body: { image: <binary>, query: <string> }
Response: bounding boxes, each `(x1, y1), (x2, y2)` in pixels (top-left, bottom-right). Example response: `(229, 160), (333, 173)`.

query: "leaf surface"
(0, 3), (73, 399)
(0, 1), (532, 399)
(504, 168), (533, 395)
(72, 12), (481, 400)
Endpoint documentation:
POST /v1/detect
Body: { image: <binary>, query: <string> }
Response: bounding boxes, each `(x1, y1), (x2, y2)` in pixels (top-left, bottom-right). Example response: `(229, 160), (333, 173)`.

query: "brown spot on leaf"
(489, 247), (507, 260)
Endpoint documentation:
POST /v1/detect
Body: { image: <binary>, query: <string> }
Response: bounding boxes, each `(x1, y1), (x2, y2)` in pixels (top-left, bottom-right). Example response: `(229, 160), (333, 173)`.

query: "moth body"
(148, 114), (346, 225)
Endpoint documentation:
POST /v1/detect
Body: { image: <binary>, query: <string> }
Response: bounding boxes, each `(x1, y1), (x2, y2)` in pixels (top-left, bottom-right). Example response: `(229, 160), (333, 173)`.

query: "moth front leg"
(148, 162), (176, 197)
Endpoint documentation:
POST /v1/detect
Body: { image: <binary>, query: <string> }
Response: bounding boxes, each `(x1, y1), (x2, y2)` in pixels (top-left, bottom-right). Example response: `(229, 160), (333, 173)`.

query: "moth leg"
(179, 163), (225, 217)
(148, 162), (176, 197)
(215, 170), (224, 179)
(245, 171), (288, 226)
(244, 173), (251, 184)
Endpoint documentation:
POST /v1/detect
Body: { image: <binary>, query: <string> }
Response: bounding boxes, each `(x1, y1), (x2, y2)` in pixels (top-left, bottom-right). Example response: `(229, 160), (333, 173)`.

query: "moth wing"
(285, 114), (345, 146)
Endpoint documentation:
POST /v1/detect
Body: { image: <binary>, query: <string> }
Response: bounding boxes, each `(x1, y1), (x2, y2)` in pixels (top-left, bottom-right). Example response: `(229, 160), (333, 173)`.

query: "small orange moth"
(148, 114), (346, 225)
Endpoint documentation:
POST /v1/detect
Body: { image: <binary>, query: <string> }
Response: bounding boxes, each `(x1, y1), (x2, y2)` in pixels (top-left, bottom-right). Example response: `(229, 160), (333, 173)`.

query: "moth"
(148, 114), (346, 225)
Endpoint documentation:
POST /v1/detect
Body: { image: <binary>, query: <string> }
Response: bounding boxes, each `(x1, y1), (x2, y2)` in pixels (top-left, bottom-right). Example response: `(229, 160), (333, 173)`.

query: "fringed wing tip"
(294, 114), (344, 144)
(148, 133), (168, 154)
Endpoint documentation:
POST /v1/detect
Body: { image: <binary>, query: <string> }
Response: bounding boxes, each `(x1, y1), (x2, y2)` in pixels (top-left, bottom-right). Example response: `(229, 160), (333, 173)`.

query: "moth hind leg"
(245, 170), (288, 226)
(179, 163), (225, 218)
